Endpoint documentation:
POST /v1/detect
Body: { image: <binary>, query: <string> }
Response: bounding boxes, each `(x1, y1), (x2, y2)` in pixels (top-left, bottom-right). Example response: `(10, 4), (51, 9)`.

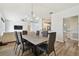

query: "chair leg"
(17, 49), (20, 56)
(54, 49), (56, 56)
(14, 42), (16, 50)
(31, 48), (34, 53)
(15, 44), (18, 54)
(46, 54), (49, 56)
(17, 45), (21, 56)
(21, 50), (24, 56)
(43, 52), (47, 56)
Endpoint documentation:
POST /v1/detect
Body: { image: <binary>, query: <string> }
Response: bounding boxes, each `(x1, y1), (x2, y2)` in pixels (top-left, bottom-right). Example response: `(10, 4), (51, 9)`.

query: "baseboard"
(56, 40), (64, 43)
(0, 41), (8, 46)
(0, 41), (15, 46)
(5, 41), (16, 44)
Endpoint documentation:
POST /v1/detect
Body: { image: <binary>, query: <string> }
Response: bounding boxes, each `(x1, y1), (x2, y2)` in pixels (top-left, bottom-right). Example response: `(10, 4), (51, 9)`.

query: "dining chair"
(37, 32), (56, 56)
(22, 30), (28, 35)
(14, 32), (32, 56)
(14, 31), (20, 54)
(42, 31), (48, 37)
(36, 31), (40, 36)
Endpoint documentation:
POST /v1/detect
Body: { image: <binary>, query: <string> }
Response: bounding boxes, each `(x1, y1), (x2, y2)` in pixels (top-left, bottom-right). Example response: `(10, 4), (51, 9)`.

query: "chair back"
(42, 31), (48, 37)
(15, 31), (20, 45)
(17, 32), (24, 50)
(36, 31), (40, 36)
(22, 30), (28, 35)
(48, 32), (56, 54)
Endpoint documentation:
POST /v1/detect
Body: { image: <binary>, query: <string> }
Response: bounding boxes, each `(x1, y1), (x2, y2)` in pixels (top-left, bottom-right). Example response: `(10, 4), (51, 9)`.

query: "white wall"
(5, 19), (42, 33)
(51, 5), (79, 42)
(31, 19), (42, 32)
(5, 20), (28, 32)
(3, 11), (43, 32)
(0, 14), (5, 35)
(78, 16), (79, 46)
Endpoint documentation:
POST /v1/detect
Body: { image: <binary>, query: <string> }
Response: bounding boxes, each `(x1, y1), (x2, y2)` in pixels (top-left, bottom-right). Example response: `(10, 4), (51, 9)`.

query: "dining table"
(22, 35), (48, 55)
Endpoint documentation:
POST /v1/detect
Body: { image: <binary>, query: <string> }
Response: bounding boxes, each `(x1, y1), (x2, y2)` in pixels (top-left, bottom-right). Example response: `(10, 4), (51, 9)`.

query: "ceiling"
(0, 3), (79, 20)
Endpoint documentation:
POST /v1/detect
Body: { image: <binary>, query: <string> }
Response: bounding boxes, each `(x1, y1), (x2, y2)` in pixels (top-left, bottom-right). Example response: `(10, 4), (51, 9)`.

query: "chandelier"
(22, 3), (40, 23)
(30, 3), (40, 23)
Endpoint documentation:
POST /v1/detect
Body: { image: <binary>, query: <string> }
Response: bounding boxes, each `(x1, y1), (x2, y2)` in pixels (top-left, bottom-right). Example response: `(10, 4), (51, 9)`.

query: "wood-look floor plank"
(0, 40), (79, 56)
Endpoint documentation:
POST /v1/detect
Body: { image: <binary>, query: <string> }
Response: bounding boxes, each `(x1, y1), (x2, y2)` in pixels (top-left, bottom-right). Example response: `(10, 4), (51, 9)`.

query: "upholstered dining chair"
(14, 32), (20, 54)
(22, 30), (28, 35)
(42, 31), (48, 37)
(37, 32), (56, 56)
(36, 31), (40, 36)
(14, 32), (32, 56)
